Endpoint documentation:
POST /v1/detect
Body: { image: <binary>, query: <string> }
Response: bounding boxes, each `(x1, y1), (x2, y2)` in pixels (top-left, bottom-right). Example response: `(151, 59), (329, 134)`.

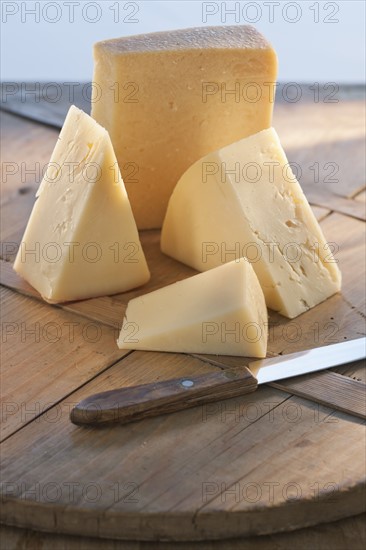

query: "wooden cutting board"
(0, 88), (365, 543)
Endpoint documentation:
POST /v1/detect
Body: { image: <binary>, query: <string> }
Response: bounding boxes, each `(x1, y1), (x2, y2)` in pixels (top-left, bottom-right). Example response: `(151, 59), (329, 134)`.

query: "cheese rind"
(13, 106), (150, 303)
(92, 25), (277, 228)
(118, 259), (268, 358)
(161, 128), (341, 318)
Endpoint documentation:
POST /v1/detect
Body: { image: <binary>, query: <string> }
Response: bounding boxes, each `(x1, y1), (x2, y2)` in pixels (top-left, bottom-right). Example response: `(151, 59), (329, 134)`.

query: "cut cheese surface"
(161, 128), (342, 319)
(92, 25), (277, 229)
(13, 106), (150, 303)
(118, 259), (268, 358)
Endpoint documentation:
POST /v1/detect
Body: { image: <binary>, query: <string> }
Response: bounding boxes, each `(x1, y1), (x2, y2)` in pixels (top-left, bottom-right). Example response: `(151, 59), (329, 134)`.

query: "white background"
(1, 0), (365, 83)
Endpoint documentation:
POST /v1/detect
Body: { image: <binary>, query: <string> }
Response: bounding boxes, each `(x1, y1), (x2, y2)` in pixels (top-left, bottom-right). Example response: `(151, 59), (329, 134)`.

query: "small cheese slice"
(13, 106), (150, 303)
(161, 128), (341, 319)
(92, 25), (277, 229)
(118, 259), (268, 358)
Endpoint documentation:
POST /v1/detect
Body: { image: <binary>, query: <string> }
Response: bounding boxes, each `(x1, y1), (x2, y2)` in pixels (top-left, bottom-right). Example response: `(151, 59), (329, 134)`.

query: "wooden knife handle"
(70, 367), (257, 426)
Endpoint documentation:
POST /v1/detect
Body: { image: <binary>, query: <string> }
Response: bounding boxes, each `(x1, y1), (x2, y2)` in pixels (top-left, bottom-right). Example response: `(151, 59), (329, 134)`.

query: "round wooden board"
(1, 213), (366, 541)
(1, 211), (366, 542)
(1, 99), (366, 542)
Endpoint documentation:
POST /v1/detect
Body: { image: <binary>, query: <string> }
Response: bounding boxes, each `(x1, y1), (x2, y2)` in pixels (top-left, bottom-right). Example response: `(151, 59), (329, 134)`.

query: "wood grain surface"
(0, 286), (128, 441)
(0, 86), (365, 545)
(270, 370), (366, 419)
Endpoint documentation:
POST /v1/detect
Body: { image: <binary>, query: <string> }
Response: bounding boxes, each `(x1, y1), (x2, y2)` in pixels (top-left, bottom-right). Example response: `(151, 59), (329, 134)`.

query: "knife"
(70, 338), (366, 426)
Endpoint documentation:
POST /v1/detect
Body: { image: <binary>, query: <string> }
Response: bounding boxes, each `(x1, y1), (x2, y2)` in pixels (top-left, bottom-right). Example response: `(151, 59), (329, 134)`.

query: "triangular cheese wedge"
(161, 128), (341, 318)
(118, 259), (268, 358)
(14, 106), (150, 302)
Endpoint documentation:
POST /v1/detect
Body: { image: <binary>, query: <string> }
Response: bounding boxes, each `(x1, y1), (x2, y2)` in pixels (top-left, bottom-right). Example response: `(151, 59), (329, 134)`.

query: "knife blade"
(70, 338), (366, 426)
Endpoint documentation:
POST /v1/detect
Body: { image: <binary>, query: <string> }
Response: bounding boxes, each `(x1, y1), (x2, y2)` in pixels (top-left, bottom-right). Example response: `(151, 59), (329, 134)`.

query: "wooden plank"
(1, 192), (34, 252)
(1, 82), (91, 128)
(0, 111), (58, 201)
(0, 259), (38, 297)
(332, 359), (366, 383)
(0, 286), (128, 441)
(307, 189), (366, 221)
(270, 370), (366, 419)
(274, 99), (366, 200)
(321, 213), (365, 309)
(1, 512), (366, 550)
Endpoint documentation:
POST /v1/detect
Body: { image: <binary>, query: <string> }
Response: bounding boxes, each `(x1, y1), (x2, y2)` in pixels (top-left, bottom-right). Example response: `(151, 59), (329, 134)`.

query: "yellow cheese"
(161, 128), (341, 319)
(118, 259), (268, 358)
(92, 25), (277, 229)
(14, 106), (150, 303)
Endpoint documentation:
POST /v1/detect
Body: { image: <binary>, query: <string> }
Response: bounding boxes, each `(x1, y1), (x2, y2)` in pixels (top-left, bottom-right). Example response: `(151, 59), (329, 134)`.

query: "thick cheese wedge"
(161, 128), (341, 319)
(92, 25), (277, 229)
(118, 259), (267, 357)
(14, 106), (150, 303)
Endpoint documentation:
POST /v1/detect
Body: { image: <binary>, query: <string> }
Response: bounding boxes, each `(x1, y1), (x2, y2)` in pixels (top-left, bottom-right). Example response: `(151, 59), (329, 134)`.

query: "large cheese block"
(14, 106), (150, 303)
(118, 259), (268, 358)
(92, 25), (277, 229)
(161, 128), (342, 319)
